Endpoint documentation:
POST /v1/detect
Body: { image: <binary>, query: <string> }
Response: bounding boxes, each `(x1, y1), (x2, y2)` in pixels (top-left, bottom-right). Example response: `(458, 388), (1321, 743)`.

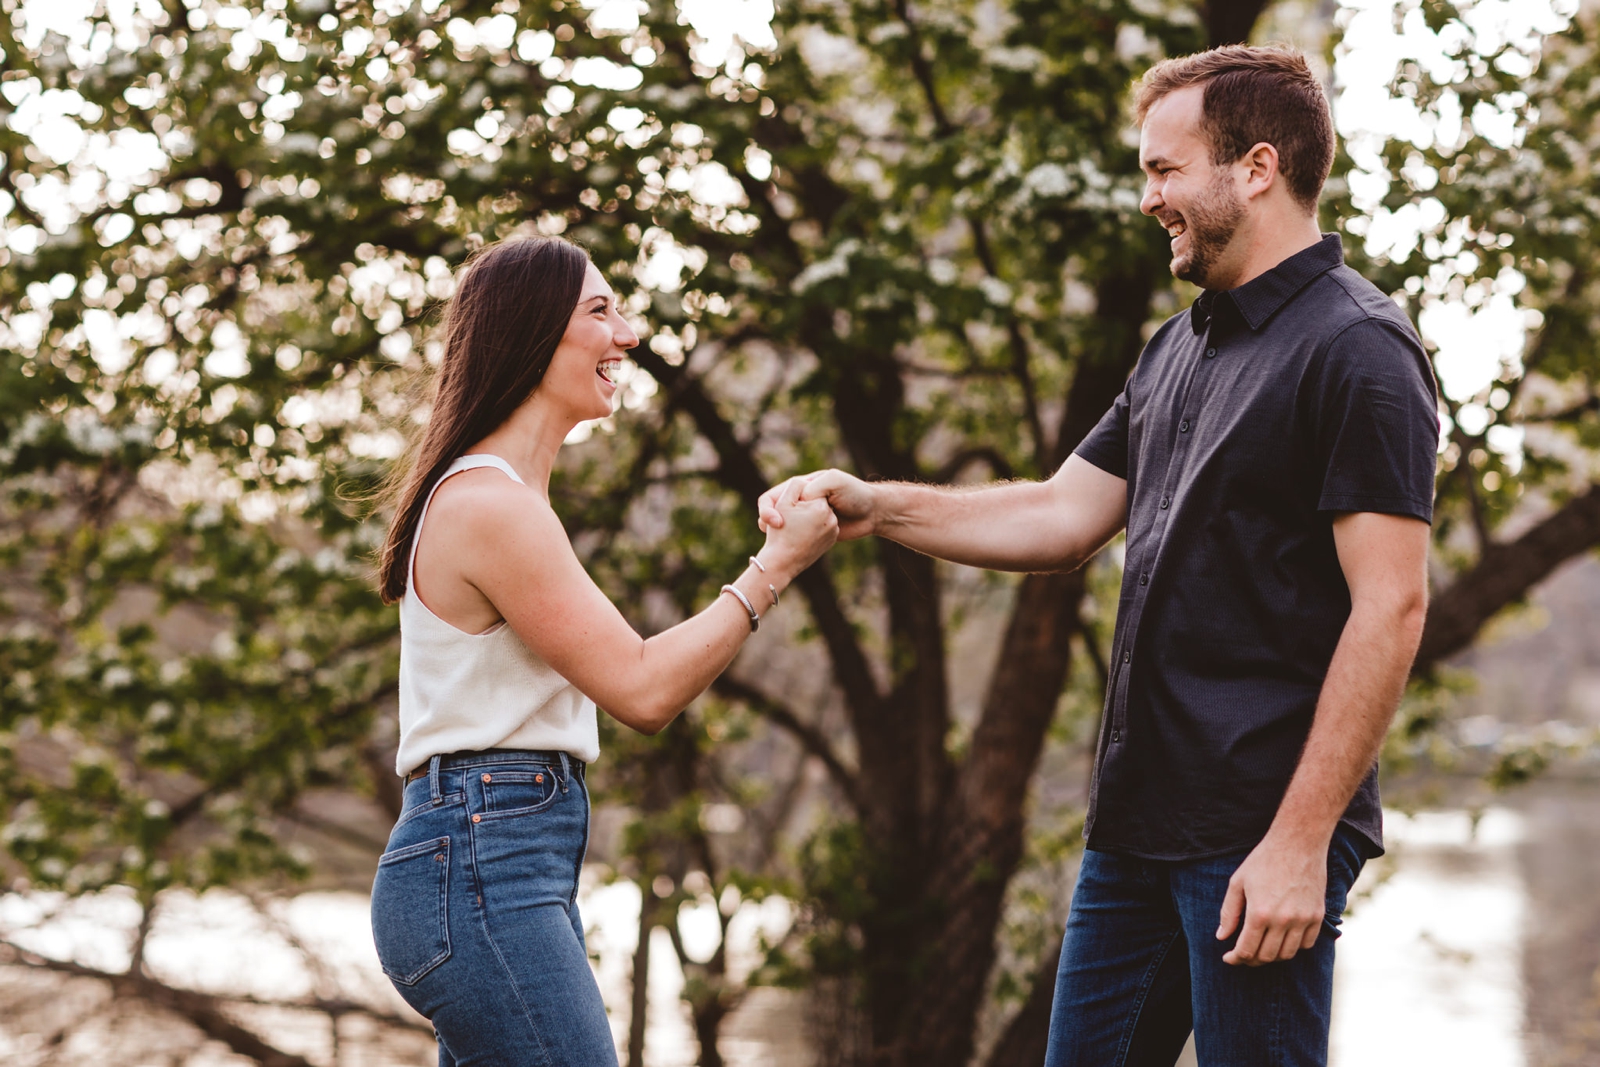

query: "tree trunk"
(984, 937), (1064, 1067)
(870, 254), (1162, 1064)
(1412, 483), (1600, 676)
(627, 883), (655, 1067)
(1203, 0), (1275, 45)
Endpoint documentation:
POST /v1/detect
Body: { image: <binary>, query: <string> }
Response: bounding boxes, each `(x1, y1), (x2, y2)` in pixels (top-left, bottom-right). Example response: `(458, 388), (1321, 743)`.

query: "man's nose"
(1140, 181), (1161, 217)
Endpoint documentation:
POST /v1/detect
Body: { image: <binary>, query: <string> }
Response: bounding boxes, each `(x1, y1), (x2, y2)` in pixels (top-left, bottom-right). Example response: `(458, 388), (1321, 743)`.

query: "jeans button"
(471, 814), (481, 823)
(481, 773), (492, 783)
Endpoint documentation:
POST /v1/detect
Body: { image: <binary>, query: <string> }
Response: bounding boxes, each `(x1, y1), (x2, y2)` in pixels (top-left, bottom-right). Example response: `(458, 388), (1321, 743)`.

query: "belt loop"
(428, 754), (443, 804)
(558, 752), (571, 793)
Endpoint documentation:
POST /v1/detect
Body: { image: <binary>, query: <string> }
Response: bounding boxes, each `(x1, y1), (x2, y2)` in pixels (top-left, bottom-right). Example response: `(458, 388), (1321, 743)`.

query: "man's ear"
(1240, 141), (1280, 201)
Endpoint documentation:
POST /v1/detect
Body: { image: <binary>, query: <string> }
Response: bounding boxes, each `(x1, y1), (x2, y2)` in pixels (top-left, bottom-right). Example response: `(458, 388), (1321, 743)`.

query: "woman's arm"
(449, 477), (836, 734)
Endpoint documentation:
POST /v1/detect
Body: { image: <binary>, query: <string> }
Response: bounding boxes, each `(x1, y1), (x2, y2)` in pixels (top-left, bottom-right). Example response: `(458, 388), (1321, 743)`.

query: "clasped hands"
(749, 470), (872, 585)
(757, 469), (874, 540)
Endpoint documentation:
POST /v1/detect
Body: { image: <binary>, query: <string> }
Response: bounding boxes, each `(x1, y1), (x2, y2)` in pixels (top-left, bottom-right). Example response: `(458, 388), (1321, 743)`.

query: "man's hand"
(1216, 833), (1328, 966)
(759, 469), (878, 540)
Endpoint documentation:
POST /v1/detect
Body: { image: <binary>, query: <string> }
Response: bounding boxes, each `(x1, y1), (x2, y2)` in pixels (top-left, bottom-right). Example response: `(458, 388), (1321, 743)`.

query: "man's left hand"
(1216, 834), (1328, 966)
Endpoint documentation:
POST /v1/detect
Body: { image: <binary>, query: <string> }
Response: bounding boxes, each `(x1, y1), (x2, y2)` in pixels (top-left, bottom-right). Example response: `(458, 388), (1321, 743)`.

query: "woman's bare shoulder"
(425, 467), (563, 544)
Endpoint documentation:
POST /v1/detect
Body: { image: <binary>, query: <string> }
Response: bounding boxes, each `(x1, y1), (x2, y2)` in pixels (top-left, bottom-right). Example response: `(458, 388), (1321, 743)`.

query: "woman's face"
(543, 261), (640, 423)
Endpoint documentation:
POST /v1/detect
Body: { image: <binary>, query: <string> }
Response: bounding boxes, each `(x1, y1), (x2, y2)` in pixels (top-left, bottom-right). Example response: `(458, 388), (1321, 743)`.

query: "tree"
(1324, 0), (1600, 780)
(1, 0), (1596, 1064)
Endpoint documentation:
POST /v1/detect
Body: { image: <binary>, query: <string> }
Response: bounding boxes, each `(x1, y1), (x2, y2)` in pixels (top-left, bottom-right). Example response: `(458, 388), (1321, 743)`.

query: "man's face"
(1139, 86), (1246, 290)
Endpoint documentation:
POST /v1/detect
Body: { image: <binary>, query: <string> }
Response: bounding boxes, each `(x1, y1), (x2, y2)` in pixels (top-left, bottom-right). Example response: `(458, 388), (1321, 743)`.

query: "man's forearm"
(870, 455), (1128, 572)
(872, 480), (1074, 571)
(1267, 598), (1426, 847)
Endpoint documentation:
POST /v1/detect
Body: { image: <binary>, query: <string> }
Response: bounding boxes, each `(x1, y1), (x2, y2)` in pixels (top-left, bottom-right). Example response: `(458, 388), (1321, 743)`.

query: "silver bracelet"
(721, 584), (760, 633)
(748, 556), (779, 607)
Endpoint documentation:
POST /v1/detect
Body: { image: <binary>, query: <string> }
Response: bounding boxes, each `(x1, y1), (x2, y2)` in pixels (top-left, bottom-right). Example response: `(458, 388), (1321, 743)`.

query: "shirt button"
(1111, 730), (1122, 742)
(1160, 496), (1170, 509)
(1179, 420), (1189, 432)
(1122, 651), (1131, 663)
(1205, 347), (1217, 358)
(1139, 573), (1148, 586)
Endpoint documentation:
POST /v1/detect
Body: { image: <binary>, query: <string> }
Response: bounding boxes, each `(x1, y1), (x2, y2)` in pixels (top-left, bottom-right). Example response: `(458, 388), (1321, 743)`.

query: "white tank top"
(394, 454), (600, 775)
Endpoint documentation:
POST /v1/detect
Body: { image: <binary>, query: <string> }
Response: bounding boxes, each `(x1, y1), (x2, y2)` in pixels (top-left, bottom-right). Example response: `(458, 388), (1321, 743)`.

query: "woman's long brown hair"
(376, 236), (589, 603)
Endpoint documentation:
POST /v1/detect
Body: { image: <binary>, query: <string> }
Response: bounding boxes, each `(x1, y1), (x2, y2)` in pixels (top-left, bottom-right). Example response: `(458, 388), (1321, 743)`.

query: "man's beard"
(1171, 170), (1245, 289)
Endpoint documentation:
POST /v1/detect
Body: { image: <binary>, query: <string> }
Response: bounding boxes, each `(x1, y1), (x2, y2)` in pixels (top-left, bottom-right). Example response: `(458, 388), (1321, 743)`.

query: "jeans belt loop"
(558, 751), (571, 793)
(428, 753), (443, 805)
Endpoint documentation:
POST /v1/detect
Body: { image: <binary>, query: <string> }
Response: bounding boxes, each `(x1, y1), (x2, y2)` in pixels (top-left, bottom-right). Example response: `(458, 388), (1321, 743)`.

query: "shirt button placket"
(1113, 650), (1130, 743)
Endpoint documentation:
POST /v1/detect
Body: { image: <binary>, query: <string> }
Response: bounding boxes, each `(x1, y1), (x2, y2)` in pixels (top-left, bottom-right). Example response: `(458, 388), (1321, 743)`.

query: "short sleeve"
(1311, 317), (1439, 522)
(1075, 382), (1131, 479)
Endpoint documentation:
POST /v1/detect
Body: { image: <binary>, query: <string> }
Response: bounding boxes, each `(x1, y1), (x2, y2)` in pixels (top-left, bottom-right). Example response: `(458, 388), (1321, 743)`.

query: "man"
(760, 46), (1438, 1066)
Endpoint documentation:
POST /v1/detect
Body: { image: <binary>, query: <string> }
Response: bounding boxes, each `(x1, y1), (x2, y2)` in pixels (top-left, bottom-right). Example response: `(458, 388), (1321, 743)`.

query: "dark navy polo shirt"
(1075, 234), (1438, 860)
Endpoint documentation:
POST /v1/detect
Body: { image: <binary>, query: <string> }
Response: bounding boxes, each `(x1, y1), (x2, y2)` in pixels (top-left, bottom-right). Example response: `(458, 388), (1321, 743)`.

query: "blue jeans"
(1044, 825), (1369, 1067)
(371, 750), (617, 1067)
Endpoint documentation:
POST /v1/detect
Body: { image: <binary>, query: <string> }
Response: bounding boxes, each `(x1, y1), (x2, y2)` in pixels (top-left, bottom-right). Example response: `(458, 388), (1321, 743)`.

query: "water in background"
(0, 808), (1534, 1066)
(1332, 808), (1527, 1067)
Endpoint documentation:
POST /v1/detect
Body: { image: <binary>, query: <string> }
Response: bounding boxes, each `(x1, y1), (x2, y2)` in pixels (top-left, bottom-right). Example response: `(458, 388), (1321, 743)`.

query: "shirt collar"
(1189, 233), (1345, 335)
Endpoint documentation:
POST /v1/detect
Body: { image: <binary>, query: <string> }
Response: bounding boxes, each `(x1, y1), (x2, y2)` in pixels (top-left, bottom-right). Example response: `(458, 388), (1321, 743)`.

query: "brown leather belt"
(403, 750), (580, 784)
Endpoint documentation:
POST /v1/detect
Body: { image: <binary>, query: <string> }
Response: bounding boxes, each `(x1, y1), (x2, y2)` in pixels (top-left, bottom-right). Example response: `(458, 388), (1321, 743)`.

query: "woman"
(370, 235), (837, 1066)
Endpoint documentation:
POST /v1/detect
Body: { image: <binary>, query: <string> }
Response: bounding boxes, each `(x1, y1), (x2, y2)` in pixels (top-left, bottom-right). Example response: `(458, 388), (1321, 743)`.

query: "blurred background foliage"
(0, 0), (1598, 1061)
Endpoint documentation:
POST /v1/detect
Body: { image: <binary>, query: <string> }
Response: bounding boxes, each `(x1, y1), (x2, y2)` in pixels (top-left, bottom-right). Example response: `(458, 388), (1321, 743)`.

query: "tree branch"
(711, 674), (862, 813)
(1451, 445), (1494, 553)
(1520, 394), (1600, 424)
(967, 220), (1048, 464)
(889, 0), (1047, 462)
(932, 447), (1015, 483)
(0, 936), (431, 1040)
(0, 940), (319, 1066)
(627, 344), (886, 727)
(890, 0), (955, 137)
(1414, 481), (1600, 675)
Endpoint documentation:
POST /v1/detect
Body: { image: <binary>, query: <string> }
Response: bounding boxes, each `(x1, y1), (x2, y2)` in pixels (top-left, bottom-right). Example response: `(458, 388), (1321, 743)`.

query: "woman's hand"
(758, 477), (839, 583)
(760, 469), (878, 540)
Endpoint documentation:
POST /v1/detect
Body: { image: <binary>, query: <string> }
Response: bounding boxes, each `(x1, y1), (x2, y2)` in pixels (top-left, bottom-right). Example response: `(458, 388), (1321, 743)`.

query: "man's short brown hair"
(1136, 45), (1334, 210)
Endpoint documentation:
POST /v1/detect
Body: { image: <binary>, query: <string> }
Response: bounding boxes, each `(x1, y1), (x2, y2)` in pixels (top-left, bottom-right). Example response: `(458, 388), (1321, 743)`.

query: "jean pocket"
(1320, 829), (1367, 942)
(371, 836), (452, 985)
(477, 767), (559, 819)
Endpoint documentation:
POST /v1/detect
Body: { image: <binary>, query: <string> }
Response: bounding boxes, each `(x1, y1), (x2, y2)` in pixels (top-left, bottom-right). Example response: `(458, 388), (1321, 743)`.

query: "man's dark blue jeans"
(1043, 824), (1369, 1067)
